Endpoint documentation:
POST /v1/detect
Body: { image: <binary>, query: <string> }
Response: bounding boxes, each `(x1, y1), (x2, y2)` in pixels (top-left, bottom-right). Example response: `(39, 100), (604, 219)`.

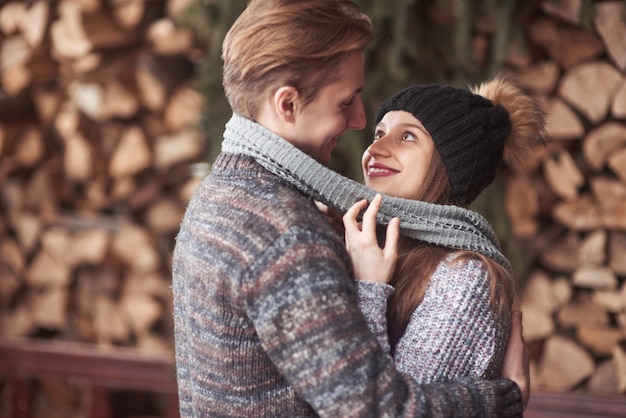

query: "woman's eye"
(402, 132), (417, 142)
(373, 130), (385, 141)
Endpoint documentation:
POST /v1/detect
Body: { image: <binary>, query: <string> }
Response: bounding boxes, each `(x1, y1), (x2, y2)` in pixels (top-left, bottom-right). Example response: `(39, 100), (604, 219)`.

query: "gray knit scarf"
(221, 113), (511, 271)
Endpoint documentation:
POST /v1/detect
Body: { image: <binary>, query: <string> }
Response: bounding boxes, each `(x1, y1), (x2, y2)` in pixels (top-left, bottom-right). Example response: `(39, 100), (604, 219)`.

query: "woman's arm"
(356, 280), (394, 353)
(394, 257), (510, 383)
(345, 194), (399, 352)
(340, 195), (527, 413)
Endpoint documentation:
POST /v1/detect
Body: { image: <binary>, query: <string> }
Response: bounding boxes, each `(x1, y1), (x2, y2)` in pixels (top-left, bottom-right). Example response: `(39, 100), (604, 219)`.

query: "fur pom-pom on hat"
(471, 78), (547, 174)
(374, 77), (546, 206)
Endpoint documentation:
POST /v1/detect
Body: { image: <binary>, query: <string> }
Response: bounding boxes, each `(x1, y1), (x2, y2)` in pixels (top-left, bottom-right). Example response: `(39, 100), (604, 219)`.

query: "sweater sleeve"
(356, 280), (394, 354)
(394, 256), (511, 383)
(243, 228), (521, 417)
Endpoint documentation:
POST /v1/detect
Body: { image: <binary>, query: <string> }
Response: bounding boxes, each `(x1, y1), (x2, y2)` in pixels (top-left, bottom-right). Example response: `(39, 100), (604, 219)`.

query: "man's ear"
(273, 86), (299, 122)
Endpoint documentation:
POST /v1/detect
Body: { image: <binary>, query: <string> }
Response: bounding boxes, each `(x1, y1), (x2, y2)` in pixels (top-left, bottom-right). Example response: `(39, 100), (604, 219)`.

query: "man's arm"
(243, 227), (524, 417)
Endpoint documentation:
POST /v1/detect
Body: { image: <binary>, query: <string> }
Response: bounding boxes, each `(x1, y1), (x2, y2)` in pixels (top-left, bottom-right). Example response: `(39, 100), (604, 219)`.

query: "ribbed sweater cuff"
(498, 379), (524, 417)
(467, 377), (524, 418)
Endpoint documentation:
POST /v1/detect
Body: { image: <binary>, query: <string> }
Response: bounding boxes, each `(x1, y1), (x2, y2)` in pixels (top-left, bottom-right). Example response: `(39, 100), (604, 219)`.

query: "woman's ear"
(273, 86), (299, 122)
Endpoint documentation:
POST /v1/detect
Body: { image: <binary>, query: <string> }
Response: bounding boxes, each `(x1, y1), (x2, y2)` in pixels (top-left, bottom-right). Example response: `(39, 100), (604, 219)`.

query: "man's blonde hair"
(222, 0), (373, 119)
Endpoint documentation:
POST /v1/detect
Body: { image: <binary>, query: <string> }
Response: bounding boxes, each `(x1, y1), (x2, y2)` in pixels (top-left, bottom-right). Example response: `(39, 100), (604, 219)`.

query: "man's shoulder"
(189, 162), (338, 239)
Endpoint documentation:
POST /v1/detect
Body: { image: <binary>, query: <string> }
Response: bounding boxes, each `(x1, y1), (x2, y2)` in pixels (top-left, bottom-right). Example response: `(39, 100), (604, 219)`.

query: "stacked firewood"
(0, 0), (205, 353)
(504, 0), (626, 395)
(2, 0), (626, 400)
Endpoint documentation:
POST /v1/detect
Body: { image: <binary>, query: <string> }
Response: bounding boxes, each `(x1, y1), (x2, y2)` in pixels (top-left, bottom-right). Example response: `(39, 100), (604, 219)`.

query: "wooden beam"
(526, 391), (626, 417)
(0, 339), (176, 394)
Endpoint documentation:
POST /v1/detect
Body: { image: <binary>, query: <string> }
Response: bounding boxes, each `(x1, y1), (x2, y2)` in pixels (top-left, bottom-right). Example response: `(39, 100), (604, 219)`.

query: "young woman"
(172, 0), (529, 415)
(344, 78), (545, 383)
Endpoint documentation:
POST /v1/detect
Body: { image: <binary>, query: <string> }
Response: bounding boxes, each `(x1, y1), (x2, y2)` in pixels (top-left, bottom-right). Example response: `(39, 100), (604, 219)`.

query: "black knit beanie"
(374, 84), (511, 206)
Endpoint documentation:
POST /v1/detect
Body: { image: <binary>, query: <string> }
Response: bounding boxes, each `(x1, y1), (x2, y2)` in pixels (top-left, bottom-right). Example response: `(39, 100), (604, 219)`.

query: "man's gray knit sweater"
(172, 151), (523, 417)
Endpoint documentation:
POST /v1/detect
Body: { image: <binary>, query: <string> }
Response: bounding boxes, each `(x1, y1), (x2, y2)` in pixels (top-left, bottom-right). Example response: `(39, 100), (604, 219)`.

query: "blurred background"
(1, 0), (625, 416)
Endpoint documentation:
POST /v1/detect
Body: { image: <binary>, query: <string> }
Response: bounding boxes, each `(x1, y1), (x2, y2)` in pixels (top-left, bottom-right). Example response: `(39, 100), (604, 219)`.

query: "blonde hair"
(222, 0), (373, 119)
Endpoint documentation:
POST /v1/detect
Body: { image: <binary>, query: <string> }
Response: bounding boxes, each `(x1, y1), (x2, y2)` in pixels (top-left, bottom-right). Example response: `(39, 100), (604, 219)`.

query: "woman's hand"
(343, 194), (400, 284)
(502, 310), (530, 409)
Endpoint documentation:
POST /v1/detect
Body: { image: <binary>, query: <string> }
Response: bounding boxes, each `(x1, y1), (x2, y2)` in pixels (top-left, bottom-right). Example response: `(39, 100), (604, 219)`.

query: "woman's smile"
(366, 162), (399, 177)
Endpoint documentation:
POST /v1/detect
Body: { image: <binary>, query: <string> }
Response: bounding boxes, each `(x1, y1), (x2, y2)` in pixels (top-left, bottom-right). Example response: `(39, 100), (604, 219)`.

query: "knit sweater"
(172, 152), (523, 417)
(357, 256), (510, 385)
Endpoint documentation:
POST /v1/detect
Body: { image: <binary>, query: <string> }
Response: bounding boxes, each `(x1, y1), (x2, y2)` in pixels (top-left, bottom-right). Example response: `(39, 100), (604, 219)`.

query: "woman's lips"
(366, 163), (398, 177)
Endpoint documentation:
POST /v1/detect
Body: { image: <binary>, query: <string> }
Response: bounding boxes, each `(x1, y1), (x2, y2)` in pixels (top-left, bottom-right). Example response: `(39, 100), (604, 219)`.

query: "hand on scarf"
(343, 194), (399, 284)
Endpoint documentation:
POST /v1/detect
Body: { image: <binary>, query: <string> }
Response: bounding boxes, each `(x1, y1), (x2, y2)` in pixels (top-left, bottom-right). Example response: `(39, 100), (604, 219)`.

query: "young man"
(172, 1), (528, 416)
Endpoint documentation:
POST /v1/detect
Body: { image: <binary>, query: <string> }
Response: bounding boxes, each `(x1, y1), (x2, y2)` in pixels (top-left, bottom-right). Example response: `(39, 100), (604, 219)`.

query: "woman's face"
(362, 110), (435, 200)
(290, 51), (366, 165)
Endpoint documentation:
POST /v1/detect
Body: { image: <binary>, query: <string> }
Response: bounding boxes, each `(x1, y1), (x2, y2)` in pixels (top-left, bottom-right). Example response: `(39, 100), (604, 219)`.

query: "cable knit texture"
(357, 256), (510, 385)
(172, 117), (523, 417)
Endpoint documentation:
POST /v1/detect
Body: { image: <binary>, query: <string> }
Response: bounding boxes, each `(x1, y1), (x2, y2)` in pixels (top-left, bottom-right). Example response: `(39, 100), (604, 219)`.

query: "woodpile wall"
(503, 0), (626, 395)
(1, 0), (625, 404)
(0, 0), (205, 354)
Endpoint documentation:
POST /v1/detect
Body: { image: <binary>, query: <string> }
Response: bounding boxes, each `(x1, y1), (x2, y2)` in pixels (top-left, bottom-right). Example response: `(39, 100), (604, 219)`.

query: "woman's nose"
(365, 136), (392, 157)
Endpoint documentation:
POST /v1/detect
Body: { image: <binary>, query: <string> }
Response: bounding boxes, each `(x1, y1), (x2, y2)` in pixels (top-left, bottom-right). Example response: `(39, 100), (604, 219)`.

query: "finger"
(508, 310), (524, 354)
(384, 217), (400, 257)
(361, 194), (382, 234)
(516, 310), (531, 409)
(508, 310), (530, 408)
(344, 199), (368, 224)
(510, 310), (522, 342)
(343, 199), (368, 234)
(314, 200), (328, 214)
